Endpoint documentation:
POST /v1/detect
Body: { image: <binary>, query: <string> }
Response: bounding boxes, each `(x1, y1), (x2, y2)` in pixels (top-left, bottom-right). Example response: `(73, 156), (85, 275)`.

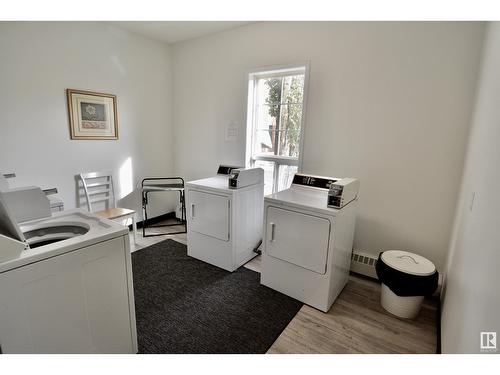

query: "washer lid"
(0, 191), (26, 243)
(381, 250), (435, 276)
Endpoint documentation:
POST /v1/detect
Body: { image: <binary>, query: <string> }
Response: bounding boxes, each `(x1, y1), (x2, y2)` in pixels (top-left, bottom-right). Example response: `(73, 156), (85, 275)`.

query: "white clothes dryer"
(261, 173), (359, 312)
(186, 166), (264, 272)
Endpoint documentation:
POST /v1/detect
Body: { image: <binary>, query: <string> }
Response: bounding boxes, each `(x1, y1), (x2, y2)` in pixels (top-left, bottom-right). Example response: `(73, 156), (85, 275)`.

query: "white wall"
(171, 22), (484, 270)
(441, 22), (500, 354)
(0, 22), (175, 218)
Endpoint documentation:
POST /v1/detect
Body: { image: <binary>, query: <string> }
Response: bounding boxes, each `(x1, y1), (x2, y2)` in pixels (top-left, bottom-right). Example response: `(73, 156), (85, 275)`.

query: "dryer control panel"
(327, 178), (360, 209)
(291, 174), (337, 190)
(217, 165), (243, 176)
(228, 167), (264, 189)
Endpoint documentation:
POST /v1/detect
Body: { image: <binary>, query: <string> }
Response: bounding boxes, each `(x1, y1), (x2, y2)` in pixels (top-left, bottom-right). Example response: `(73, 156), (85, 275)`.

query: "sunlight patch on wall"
(119, 157), (133, 198)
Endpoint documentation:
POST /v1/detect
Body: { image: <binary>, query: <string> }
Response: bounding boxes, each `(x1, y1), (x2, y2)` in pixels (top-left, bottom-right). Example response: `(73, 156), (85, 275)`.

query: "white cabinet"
(266, 206), (331, 275)
(0, 236), (136, 354)
(188, 190), (230, 241)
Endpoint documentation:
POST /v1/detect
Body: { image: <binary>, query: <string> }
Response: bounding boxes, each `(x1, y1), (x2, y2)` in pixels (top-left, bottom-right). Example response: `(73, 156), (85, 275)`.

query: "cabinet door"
(188, 190), (230, 241)
(266, 206), (331, 274)
(0, 237), (135, 353)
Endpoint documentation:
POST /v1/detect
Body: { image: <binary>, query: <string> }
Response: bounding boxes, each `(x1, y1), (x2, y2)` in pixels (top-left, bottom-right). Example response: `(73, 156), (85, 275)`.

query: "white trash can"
(380, 283), (425, 319)
(377, 250), (437, 319)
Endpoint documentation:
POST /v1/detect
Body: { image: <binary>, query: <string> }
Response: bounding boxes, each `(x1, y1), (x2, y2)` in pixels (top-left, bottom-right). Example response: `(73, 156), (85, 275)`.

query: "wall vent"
(350, 251), (379, 279)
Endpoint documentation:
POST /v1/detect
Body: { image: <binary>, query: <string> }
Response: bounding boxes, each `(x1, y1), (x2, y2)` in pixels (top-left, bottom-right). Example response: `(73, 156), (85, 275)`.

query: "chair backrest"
(79, 171), (116, 212)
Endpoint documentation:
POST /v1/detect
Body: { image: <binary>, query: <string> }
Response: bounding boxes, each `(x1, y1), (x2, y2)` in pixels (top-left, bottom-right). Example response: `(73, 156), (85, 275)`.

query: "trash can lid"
(381, 250), (435, 276)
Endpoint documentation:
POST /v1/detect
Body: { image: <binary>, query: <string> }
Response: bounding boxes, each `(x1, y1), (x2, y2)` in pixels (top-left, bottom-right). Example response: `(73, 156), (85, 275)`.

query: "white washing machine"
(0, 189), (137, 353)
(261, 173), (359, 312)
(186, 166), (264, 272)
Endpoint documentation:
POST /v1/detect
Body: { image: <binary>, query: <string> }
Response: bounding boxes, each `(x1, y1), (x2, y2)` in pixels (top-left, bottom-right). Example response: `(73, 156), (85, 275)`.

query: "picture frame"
(67, 89), (119, 140)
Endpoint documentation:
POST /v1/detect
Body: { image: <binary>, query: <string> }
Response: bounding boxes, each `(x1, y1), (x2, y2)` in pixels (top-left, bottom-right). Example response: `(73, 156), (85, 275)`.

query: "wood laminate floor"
(128, 221), (438, 354)
(267, 275), (438, 354)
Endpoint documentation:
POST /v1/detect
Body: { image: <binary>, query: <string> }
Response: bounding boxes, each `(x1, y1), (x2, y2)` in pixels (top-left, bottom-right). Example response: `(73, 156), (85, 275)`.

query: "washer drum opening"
(23, 224), (90, 249)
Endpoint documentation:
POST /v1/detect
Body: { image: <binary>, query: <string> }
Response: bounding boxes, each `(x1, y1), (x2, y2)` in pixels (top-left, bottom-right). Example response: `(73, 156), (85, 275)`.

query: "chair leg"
(182, 190), (187, 233)
(132, 216), (137, 245)
(142, 191), (147, 238)
(182, 191), (186, 222)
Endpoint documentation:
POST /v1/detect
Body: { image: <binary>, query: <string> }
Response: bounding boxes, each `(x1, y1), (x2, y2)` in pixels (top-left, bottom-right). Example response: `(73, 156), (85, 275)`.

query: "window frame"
(245, 63), (310, 194)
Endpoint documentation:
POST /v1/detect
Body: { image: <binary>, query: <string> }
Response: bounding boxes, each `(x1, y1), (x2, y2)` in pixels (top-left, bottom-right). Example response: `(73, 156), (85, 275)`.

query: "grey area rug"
(132, 239), (303, 354)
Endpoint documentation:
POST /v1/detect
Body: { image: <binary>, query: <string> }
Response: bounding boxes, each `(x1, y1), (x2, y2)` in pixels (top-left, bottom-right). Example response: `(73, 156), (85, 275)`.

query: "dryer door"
(188, 190), (230, 241)
(266, 206), (331, 274)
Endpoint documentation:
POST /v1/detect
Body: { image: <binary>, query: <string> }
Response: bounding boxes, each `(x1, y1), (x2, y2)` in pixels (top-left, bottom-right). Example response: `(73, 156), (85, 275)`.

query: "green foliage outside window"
(264, 75), (304, 157)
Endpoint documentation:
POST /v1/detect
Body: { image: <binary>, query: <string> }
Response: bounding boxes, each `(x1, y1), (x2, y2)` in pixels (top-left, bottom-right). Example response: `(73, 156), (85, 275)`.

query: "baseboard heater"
(350, 251), (379, 279)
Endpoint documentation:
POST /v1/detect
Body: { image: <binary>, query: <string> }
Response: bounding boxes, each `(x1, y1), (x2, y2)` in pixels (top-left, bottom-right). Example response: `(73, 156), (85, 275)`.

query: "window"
(246, 66), (307, 195)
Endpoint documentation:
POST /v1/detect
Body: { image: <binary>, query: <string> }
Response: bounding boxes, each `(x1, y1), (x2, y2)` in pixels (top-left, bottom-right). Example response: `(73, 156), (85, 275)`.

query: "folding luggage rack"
(141, 177), (187, 237)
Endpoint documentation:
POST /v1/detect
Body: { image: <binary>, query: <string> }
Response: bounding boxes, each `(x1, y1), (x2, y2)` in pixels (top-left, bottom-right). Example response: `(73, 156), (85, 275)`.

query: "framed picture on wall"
(67, 89), (119, 140)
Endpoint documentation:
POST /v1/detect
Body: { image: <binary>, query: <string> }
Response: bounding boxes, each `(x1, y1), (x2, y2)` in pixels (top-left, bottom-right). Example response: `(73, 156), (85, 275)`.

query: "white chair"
(79, 171), (137, 244)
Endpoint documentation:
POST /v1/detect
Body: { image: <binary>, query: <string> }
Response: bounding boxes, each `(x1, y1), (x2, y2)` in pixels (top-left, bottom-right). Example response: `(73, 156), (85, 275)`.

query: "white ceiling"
(112, 21), (253, 44)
